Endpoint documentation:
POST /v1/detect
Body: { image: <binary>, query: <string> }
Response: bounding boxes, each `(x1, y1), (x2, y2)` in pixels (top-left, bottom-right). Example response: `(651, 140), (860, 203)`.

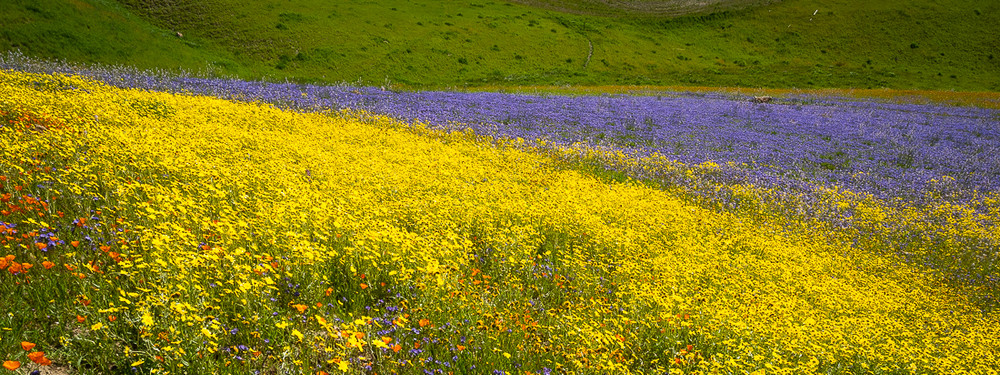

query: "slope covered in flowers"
(1, 70), (999, 375)
(7, 52), (996, 308)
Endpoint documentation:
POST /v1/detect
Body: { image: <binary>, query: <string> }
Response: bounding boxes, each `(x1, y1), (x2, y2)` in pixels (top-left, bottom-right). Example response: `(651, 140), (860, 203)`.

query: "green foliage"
(1, 0), (998, 90)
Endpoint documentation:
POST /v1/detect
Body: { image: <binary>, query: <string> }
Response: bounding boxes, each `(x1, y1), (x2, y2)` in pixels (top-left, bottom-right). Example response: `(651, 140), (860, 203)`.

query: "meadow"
(2, 0), (998, 90)
(1, 54), (1000, 375)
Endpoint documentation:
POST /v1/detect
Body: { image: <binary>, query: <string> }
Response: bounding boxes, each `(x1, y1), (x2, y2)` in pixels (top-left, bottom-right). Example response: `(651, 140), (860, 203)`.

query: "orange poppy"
(359, 283), (368, 289)
(2, 361), (19, 370)
(70, 241), (79, 247)
(292, 304), (308, 313)
(35, 242), (47, 250)
(27, 351), (47, 365)
(76, 315), (86, 323)
(392, 344), (401, 353)
(20, 342), (35, 351)
(42, 261), (54, 269)
(418, 319), (430, 328)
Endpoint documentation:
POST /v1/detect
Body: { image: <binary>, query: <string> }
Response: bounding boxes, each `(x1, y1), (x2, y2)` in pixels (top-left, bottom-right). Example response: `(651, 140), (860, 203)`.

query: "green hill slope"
(2, 0), (998, 90)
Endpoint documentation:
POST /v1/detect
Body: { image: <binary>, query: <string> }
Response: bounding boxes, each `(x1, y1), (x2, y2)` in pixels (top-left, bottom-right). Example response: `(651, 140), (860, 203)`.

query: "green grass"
(2, 0), (998, 90)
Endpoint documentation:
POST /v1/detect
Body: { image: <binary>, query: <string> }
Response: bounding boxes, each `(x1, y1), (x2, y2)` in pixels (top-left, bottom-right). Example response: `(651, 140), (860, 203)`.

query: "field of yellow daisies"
(2, 69), (999, 374)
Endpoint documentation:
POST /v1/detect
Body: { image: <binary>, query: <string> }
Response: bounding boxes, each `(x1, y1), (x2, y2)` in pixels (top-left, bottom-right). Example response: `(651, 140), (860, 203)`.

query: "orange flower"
(64, 264), (75, 271)
(457, 345), (466, 351)
(35, 242), (47, 250)
(7, 262), (22, 274)
(418, 318), (430, 328)
(0, 258), (7, 270)
(359, 283), (368, 289)
(353, 332), (364, 340)
(20, 342), (35, 351)
(292, 304), (308, 313)
(70, 241), (79, 248)
(317, 372), (329, 375)
(2, 361), (19, 370)
(686, 344), (694, 352)
(27, 351), (47, 365)
(108, 316), (117, 322)
(42, 261), (54, 269)
(324, 287), (333, 296)
(76, 315), (86, 323)
(392, 344), (402, 353)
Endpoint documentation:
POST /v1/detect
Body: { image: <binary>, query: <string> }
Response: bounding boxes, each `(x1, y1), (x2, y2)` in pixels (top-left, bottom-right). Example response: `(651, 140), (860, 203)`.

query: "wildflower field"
(1, 63), (999, 375)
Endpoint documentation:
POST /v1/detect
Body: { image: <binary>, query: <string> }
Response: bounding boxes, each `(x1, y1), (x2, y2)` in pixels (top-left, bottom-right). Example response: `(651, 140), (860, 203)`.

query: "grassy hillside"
(2, 0), (998, 90)
(0, 0), (248, 76)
